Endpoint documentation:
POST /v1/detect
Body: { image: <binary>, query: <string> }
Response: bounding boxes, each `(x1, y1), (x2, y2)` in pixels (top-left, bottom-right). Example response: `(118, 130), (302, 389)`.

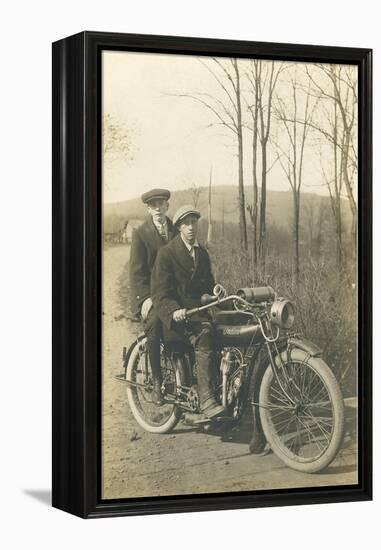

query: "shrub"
(209, 238), (357, 396)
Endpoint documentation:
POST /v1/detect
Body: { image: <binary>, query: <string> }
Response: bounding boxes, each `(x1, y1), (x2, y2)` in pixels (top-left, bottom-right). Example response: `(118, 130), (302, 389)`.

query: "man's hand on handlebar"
(172, 308), (187, 322)
(171, 287), (252, 322)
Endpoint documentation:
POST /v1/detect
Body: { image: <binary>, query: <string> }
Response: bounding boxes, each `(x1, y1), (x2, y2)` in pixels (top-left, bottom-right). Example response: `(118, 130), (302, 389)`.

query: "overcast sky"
(102, 51), (357, 204)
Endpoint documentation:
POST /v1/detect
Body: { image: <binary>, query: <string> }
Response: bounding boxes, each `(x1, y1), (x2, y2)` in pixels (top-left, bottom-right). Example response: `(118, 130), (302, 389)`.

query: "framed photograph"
(52, 31), (372, 518)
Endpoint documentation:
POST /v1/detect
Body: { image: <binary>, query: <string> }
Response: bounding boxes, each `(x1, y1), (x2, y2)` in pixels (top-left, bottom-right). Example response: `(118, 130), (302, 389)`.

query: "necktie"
(157, 223), (167, 242)
(189, 246), (197, 265)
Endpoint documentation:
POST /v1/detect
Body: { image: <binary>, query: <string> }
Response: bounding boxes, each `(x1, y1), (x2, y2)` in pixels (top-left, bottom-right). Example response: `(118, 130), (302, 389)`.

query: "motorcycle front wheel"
(259, 348), (345, 473)
(126, 337), (184, 434)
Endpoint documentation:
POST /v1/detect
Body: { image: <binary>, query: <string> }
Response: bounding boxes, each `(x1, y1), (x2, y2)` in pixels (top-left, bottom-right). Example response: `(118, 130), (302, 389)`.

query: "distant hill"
(103, 185), (351, 234)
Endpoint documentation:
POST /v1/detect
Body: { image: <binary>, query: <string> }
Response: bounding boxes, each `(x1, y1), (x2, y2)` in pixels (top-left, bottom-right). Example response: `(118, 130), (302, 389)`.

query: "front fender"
(288, 337), (322, 357)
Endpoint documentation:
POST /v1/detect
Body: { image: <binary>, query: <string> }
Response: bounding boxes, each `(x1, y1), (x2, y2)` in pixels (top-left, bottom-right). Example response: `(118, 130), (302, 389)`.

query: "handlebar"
(185, 294), (254, 318)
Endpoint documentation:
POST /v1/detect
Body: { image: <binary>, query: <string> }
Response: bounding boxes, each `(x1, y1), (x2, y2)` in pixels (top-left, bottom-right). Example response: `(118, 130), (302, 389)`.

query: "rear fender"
(122, 333), (146, 375)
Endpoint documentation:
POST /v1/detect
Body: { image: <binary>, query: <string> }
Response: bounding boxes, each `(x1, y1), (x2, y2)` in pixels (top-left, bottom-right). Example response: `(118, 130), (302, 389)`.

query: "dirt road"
(102, 245), (358, 499)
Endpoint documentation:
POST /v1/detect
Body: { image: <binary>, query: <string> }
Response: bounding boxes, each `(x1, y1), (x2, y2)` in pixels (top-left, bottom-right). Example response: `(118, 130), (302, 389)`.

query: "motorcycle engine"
(186, 385), (200, 412)
(221, 348), (245, 411)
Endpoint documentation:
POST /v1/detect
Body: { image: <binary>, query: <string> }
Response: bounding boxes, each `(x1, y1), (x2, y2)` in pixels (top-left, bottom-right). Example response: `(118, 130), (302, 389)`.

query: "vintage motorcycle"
(120, 285), (345, 474)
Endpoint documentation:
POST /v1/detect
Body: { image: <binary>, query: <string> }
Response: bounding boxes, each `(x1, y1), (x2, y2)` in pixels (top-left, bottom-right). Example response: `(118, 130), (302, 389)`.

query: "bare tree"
(246, 60), (283, 275)
(246, 60), (260, 271)
(305, 64), (357, 245)
(305, 197), (326, 260)
(273, 70), (318, 281)
(207, 167), (213, 246)
(318, 122), (345, 269)
(231, 58), (248, 250)
(176, 58), (248, 249)
(103, 113), (134, 164)
(188, 181), (201, 208)
(221, 195), (225, 239)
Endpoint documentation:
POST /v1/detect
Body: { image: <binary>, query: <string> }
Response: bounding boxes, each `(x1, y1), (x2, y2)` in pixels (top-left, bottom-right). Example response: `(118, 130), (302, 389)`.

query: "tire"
(259, 348), (345, 473)
(126, 337), (184, 433)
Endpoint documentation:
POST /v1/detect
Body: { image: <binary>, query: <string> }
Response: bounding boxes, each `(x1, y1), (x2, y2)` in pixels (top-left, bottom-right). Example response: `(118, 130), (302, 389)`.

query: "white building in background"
(124, 218), (143, 243)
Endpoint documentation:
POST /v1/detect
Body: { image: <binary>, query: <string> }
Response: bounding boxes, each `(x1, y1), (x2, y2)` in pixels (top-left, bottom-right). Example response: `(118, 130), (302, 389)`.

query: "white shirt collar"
(180, 234), (199, 251)
(152, 218), (167, 229)
(152, 217), (168, 240)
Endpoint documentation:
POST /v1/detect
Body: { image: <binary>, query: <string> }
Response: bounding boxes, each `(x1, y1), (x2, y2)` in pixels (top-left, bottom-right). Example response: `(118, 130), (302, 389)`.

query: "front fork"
(262, 334), (322, 406)
(264, 339), (296, 405)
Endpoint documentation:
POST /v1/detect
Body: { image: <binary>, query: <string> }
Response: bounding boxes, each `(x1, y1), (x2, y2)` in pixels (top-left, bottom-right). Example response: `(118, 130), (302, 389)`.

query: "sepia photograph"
(101, 49), (358, 500)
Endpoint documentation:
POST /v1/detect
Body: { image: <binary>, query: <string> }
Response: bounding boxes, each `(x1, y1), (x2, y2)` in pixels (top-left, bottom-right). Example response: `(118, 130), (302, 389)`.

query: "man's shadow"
(190, 415), (255, 445)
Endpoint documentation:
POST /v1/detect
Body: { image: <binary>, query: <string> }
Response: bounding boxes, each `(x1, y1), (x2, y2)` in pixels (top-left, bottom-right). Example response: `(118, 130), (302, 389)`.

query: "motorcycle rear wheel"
(259, 348), (344, 473)
(126, 338), (184, 434)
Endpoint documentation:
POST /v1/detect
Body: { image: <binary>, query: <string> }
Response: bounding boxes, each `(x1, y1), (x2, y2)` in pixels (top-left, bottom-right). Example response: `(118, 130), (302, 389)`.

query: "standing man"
(151, 205), (224, 419)
(129, 188), (177, 404)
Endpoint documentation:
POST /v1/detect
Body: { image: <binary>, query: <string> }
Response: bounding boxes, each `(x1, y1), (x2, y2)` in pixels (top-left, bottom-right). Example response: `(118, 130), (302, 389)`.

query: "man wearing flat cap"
(129, 188), (177, 404)
(151, 205), (224, 419)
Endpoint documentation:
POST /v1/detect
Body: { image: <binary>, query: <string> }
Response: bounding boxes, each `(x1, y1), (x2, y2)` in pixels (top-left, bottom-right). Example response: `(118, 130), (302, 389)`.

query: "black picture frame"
(52, 31), (372, 518)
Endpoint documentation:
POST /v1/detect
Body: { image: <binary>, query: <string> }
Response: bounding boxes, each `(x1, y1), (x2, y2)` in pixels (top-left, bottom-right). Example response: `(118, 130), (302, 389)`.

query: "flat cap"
(173, 204), (201, 226)
(141, 188), (170, 204)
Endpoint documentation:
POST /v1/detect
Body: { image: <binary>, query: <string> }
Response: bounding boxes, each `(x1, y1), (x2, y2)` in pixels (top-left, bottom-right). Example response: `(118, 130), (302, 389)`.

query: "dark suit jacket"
(151, 234), (215, 330)
(129, 216), (177, 317)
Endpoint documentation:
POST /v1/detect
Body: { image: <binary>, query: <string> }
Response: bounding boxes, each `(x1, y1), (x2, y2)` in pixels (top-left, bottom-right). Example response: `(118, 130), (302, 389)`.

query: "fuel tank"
(215, 323), (262, 346)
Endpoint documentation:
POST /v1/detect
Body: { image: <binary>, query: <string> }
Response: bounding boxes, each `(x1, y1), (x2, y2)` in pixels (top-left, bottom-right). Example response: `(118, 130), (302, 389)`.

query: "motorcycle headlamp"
(270, 298), (295, 329)
(237, 286), (275, 303)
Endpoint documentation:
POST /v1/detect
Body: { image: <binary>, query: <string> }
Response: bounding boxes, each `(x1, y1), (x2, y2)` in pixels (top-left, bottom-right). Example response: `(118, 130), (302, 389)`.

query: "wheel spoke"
(297, 416), (314, 456)
(308, 381), (328, 403)
(262, 358), (340, 464)
(271, 413), (294, 431)
(270, 411), (291, 427)
(305, 365), (316, 396)
(269, 384), (293, 405)
(307, 373), (322, 396)
(307, 401), (332, 409)
(266, 405), (294, 413)
(297, 416), (326, 454)
(302, 412), (332, 444)
(303, 416), (334, 428)
(277, 414), (297, 436)
(300, 364), (308, 397)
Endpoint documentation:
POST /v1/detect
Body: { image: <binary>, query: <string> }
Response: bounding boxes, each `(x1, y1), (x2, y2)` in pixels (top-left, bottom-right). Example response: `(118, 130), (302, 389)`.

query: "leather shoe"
(249, 433), (267, 454)
(202, 401), (225, 419)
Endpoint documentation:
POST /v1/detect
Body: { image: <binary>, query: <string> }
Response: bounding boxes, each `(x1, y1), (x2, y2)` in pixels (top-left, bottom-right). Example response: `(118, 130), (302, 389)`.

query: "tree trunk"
(234, 59), (248, 251)
(237, 130), (247, 250)
(342, 135), (357, 246)
(336, 198), (343, 268)
(293, 192), (300, 282)
(207, 168), (213, 246)
(259, 144), (267, 275)
(221, 196), (225, 239)
(333, 106), (342, 270)
(252, 115), (258, 273)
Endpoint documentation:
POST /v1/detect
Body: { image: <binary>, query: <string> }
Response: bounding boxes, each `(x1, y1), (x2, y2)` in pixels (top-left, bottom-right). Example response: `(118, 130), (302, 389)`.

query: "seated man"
(151, 205), (224, 419)
(129, 188), (177, 404)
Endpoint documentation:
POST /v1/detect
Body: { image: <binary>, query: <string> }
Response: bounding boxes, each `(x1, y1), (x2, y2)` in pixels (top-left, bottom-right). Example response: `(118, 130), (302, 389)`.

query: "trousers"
(164, 317), (219, 407)
(146, 309), (220, 406)
(189, 321), (219, 406)
(144, 309), (162, 382)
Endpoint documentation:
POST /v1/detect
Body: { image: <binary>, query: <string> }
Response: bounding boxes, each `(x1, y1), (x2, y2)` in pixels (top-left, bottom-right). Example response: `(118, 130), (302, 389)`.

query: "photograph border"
(52, 31), (372, 518)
